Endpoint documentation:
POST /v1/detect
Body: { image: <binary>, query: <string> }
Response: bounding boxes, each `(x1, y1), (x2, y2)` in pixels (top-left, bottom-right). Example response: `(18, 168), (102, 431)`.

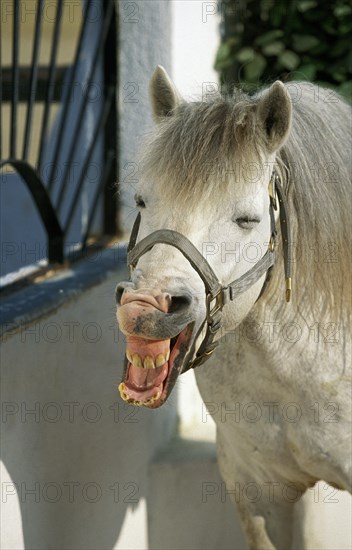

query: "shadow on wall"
(148, 437), (247, 550)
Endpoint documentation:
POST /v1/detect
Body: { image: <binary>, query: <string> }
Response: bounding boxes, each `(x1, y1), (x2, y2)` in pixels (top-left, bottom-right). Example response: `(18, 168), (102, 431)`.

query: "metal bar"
(37, 0), (64, 176)
(82, 149), (114, 248)
(55, 0), (114, 213)
(103, 0), (118, 235)
(0, 14), (3, 159)
(63, 86), (114, 236)
(47, 0), (93, 191)
(1, 0), (118, 275)
(10, 0), (20, 158)
(2, 66), (69, 102)
(22, 0), (44, 160)
(0, 160), (64, 263)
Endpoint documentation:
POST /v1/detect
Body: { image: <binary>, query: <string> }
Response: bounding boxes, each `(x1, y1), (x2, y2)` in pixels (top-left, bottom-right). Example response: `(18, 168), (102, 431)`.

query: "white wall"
(172, 0), (220, 99)
(119, 0), (172, 233)
(0, 254), (178, 550)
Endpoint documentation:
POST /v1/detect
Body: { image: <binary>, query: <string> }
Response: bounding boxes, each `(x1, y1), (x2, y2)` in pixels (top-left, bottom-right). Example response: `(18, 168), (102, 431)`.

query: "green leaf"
(292, 34), (320, 52)
(297, 1), (317, 12)
(262, 41), (285, 56)
(322, 22), (336, 35)
(308, 43), (328, 55)
(254, 30), (284, 47)
(270, 7), (285, 27)
(244, 53), (267, 82)
(215, 0), (350, 95)
(296, 63), (317, 80)
(332, 73), (345, 82)
(334, 5), (352, 17)
(215, 42), (231, 63)
(338, 81), (352, 101)
(236, 47), (255, 63)
(260, 0), (275, 11)
(279, 50), (300, 70)
(339, 24), (352, 34)
(214, 42), (233, 70)
(329, 41), (349, 58)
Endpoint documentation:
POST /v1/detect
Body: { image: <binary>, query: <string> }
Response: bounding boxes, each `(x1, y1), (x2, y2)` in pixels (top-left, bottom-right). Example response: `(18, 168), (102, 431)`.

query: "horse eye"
(234, 216), (261, 229)
(134, 194), (146, 208)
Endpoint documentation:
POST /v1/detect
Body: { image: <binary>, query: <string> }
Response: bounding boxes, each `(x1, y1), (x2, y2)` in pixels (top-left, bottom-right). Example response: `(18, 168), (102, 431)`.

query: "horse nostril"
(115, 283), (128, 305)
(168, 293), (192, 314)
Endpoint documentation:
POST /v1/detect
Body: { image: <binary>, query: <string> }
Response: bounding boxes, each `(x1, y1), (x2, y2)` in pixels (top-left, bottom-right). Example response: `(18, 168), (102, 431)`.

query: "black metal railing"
(0, 0), (118, 269)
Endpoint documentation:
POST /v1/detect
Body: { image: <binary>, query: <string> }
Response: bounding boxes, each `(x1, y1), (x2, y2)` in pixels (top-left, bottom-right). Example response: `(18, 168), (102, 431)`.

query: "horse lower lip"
(119, 387), (165, 408)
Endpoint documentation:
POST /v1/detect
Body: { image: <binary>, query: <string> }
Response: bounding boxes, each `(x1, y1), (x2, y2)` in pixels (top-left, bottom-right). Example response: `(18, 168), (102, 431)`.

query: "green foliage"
(215, 0), (352, 100)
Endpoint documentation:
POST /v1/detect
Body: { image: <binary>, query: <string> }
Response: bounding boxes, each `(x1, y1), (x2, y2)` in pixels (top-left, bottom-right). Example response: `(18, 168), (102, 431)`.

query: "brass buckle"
(204, 342), (219, 356)
(269, 235), (276, 252)
(206, 288), (223, 324)
(286, 277), (292, 303)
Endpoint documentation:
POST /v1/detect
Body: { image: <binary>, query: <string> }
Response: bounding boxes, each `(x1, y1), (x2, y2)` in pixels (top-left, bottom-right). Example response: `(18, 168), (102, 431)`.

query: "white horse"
(116, 66), (351, 549)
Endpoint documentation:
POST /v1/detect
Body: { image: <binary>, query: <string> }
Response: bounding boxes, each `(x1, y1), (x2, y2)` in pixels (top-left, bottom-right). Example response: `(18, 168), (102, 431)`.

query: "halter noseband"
(126, 169), (292, 372)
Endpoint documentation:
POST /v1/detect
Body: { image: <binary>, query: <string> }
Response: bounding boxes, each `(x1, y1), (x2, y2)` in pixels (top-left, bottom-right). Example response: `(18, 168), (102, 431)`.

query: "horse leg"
(230, 485), (299, 550)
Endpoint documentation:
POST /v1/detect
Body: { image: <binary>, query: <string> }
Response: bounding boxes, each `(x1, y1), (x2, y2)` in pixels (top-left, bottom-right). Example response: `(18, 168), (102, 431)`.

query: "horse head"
(116, 66), (292, 408)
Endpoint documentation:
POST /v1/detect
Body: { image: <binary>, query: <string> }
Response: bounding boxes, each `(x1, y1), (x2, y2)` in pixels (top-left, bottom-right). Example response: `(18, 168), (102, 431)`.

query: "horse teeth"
(147, 390), (162, 404)
(132, 353), (143, 368)
(144, 355), (155, 369)
(118, 383), (128, 401)
(126, 349), (170, 369)
(118, 382), (162, 407)
(155, 354), (166, 367)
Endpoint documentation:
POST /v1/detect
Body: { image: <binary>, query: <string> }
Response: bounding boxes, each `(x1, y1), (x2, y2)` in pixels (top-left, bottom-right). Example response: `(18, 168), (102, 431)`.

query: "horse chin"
(118, 322), (195, 408)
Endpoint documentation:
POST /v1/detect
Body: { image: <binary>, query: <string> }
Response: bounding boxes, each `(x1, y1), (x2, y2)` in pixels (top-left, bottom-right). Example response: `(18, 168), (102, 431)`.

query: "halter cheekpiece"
(126, 169), (292, 372)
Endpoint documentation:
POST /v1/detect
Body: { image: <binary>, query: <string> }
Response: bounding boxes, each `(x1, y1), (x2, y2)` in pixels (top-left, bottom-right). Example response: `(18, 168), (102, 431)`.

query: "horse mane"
(140, 82), (351, 319)
(274, 84), (351, 320)
(141, 91), (266, 204)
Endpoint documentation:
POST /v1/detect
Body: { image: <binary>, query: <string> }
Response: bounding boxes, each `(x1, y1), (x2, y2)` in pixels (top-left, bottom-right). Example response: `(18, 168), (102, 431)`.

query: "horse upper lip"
(120, 292), (167, 312)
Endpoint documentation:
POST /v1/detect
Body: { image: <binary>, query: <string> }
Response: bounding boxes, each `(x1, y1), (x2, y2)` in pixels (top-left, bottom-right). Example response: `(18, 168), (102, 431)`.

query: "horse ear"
(149, 65), (181, 122)
(257, 81), (292, 153)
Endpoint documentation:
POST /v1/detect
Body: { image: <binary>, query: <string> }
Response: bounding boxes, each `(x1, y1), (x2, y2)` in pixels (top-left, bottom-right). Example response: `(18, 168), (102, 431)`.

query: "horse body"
(196, 306), (351, 547)
(116, 66), (351, 549)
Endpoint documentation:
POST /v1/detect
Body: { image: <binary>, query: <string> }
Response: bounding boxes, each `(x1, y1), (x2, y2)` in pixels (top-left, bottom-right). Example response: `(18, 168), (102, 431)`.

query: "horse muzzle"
(116, 284), (194, 339)
(116, 283), (197, 408)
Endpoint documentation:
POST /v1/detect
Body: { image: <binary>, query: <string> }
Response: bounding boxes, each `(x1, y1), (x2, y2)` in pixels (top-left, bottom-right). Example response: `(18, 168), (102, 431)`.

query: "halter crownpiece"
(270, 170), (292, 302)
(126, 169), (292, 371)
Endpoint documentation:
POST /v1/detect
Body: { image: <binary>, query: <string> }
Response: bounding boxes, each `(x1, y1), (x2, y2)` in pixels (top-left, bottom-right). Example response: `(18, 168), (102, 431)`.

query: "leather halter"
(126, 169), (292, 372)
